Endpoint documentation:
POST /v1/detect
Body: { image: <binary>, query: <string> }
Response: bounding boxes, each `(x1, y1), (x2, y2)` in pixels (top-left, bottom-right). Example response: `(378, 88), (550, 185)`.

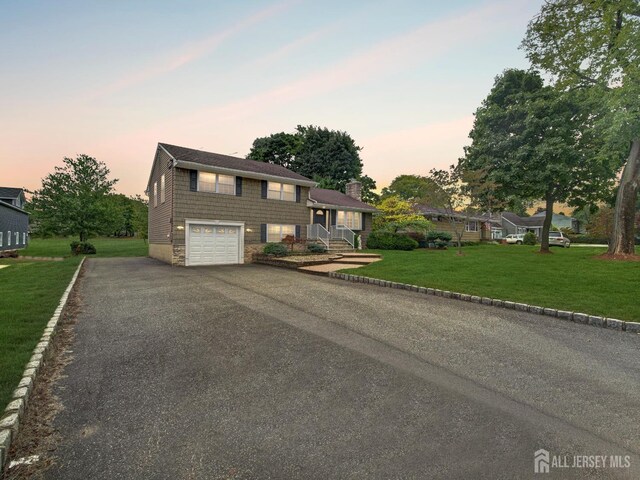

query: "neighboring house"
(478, 212), (504, 240)
(0, 187), (29, 252)
(531, 210), (584, 233)
(501, 212), (545, 237)
(147, 143), (376, 266)
(0, 187), (26, 209)
(415, 205), (484, 242)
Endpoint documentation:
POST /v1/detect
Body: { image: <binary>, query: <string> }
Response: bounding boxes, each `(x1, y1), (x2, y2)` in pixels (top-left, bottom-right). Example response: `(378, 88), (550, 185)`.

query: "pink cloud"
(125, 0), (528, 134)
(87, 0), (300, 99)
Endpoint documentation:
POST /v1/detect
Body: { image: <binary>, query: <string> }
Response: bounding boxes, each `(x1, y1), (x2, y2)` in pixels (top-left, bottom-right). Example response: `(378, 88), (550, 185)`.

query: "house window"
(267, 182), (295, 201)
(198, 172), (235, 195)
(336, 211), (362, 230)
(160, 174), (166, 204)
(465, 221), (478, 232)
(267, 224), (295, 242)
(153, 182), (158, 207)
(7, 231), (11, 246)
(23, 232), (26, 245)
(0, 232), (2, 246)
(15, 232), (19, 245)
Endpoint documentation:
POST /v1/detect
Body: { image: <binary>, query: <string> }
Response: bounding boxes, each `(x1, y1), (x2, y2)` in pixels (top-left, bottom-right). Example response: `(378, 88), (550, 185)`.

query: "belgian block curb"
(0, 258), (85, 469)
(327, 271), (640, 336)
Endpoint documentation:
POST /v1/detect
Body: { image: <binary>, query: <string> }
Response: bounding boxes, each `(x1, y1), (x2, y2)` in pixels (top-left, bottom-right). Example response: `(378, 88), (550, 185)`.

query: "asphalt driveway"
(45, 257), (640, 479)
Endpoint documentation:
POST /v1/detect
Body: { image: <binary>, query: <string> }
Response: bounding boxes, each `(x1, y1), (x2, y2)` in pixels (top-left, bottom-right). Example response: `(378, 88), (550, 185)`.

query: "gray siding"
(148, 148), (174, 244)
(172, 168), (310, 245)
(0, 203), (29, 250)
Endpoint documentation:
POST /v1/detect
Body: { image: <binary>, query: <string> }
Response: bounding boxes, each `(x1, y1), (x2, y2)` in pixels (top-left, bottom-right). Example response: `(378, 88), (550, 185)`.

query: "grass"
(22, 236), (149, 257)
(341, 244), (640, 322)
(0, 236), (147, 410)
(0, 257), (81, 409)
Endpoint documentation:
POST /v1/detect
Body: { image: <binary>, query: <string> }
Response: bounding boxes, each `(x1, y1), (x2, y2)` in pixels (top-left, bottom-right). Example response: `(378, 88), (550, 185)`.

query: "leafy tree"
(522, 0), (640, 255)
(245, 131), (302, 170)
(248, 125), (378, 201)
(372, 195), (423, 230)
(131, 195), (149, 242)
(427, 167), (481, 255)
(459, 69), (615, 253)
(380, 174), (439, 202)
(28, 155), (117, 241)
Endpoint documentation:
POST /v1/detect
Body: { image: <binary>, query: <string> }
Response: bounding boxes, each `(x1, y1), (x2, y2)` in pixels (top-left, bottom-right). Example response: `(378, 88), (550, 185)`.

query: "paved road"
(46, 258), (640, 479)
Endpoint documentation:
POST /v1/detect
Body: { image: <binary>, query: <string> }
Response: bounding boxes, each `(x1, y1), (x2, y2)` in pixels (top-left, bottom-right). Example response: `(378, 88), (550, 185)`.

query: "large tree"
(522, 0), (640, 255)
(28, 155), (117, 241)
(380, 174), (439, 202)
(247, 125), (377, 200)
(459, 69), (615, 253)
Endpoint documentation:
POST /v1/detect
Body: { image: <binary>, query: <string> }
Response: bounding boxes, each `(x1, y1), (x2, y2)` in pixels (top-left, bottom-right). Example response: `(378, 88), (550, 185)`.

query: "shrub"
(523, 232), (537, 245)
(263, 243), (289, 256)
(367, 231), (418, 250)
(567, 235), (609, 245)
(70, 241), (97, 255)
(434, 239), (449, 249)
(307, 243), (327, 254)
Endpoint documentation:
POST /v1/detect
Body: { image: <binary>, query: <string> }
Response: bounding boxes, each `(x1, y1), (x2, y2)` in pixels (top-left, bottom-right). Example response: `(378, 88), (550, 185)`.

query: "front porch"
(307, 223), (358, 252)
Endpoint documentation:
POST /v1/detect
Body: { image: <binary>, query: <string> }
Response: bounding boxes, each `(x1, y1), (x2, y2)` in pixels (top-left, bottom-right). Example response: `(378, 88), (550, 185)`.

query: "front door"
(313, 209), (328, 229)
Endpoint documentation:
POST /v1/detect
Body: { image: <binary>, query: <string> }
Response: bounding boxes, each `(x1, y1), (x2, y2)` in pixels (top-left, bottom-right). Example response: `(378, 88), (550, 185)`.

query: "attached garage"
(185, 221), (244, 266)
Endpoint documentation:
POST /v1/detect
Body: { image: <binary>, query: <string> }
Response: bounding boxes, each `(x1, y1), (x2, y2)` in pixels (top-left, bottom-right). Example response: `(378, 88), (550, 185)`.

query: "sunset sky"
(1, 0), (542, 197)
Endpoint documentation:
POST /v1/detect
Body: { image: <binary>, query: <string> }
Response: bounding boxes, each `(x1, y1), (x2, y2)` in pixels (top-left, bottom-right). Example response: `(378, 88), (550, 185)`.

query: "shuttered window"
(266, 224), (295, 242)
(267, 182), (295, 201)
(198, 172), (235, 195)
(336, 211), (362, 230)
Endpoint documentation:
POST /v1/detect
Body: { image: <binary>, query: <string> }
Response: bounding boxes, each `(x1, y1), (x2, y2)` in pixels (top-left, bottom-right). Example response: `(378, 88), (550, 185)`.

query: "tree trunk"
(540, 193), (554, 253)
(608, 139), (640, 255)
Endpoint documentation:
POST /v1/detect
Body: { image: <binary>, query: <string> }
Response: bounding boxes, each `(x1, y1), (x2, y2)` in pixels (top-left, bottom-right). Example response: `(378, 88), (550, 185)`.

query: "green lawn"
(1, 237), (148, 410)
(22, 236), (148, 257)
(0, 257), (81, 409)
(341, 245), (640, 321)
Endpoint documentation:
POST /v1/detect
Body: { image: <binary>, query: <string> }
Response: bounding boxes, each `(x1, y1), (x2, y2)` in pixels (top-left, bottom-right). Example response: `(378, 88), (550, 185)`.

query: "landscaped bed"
(339, 244), (640, 322)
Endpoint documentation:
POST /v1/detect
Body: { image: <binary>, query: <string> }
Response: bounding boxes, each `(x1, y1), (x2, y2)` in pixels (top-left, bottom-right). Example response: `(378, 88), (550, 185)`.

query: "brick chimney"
(345, 180), (362, 201)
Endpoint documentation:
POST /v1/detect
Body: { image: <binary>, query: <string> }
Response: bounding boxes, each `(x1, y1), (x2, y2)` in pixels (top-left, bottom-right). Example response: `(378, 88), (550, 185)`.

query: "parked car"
(505, 234), (525, 245)
(549, 231), (571, 248)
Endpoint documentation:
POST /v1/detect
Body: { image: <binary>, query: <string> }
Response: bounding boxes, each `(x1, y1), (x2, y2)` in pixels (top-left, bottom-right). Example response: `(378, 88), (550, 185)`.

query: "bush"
(567, 235), (609, 245)
(523, 232), (537, 245)
(70, 241), (97, 255)
(426, 231), (452, 242)
(367, 231), (418, 250)
(307, 243), (327, 254)
(263, 243), (289, 256)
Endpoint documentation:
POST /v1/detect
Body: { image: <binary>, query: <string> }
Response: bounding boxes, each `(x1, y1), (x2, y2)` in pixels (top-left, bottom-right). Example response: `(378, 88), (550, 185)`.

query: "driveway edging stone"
(0, 257), (85, 469)
(328, 272), (640, 336)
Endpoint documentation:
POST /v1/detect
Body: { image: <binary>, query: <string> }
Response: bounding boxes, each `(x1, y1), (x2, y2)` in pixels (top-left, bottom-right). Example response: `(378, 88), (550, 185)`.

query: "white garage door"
(188, 224), (241, 266)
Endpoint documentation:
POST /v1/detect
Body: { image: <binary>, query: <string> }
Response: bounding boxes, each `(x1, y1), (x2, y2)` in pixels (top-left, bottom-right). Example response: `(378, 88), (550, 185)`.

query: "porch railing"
(307, 224), (330, 248)
(330, 225), (355, 247)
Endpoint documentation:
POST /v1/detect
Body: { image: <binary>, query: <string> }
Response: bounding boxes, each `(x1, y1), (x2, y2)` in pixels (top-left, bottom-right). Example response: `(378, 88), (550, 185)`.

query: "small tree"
(427, 167), (479, 256)
(372, 195), (424, 230)
(28, 155), (117, 241)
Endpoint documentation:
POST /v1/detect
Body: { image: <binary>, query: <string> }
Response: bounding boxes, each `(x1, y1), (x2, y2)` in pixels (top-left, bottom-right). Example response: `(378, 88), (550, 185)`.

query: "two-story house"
(147, 143), (375, 266)
(0, 187), (29, 252)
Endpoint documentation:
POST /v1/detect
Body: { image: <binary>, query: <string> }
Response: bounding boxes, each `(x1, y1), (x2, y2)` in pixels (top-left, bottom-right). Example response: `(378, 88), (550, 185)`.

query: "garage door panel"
(188, 224), (241, 266)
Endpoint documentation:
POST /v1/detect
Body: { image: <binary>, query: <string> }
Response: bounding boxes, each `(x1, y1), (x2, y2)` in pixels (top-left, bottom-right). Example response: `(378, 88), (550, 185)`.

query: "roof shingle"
(309, 188), (377, 212)
(159, 143), (314, 183)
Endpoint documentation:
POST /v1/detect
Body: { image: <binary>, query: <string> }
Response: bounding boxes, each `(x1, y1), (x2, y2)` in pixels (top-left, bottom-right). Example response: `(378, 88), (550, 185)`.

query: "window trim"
(7, 231), (11, 246)
(0, 231), (3, 246)
(160, 174), (166, 204)
(266, 181), (295, 202)
(153, 182), (158, 207)
(197, 171), (236, 195)
(266, 224), (296, 243)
